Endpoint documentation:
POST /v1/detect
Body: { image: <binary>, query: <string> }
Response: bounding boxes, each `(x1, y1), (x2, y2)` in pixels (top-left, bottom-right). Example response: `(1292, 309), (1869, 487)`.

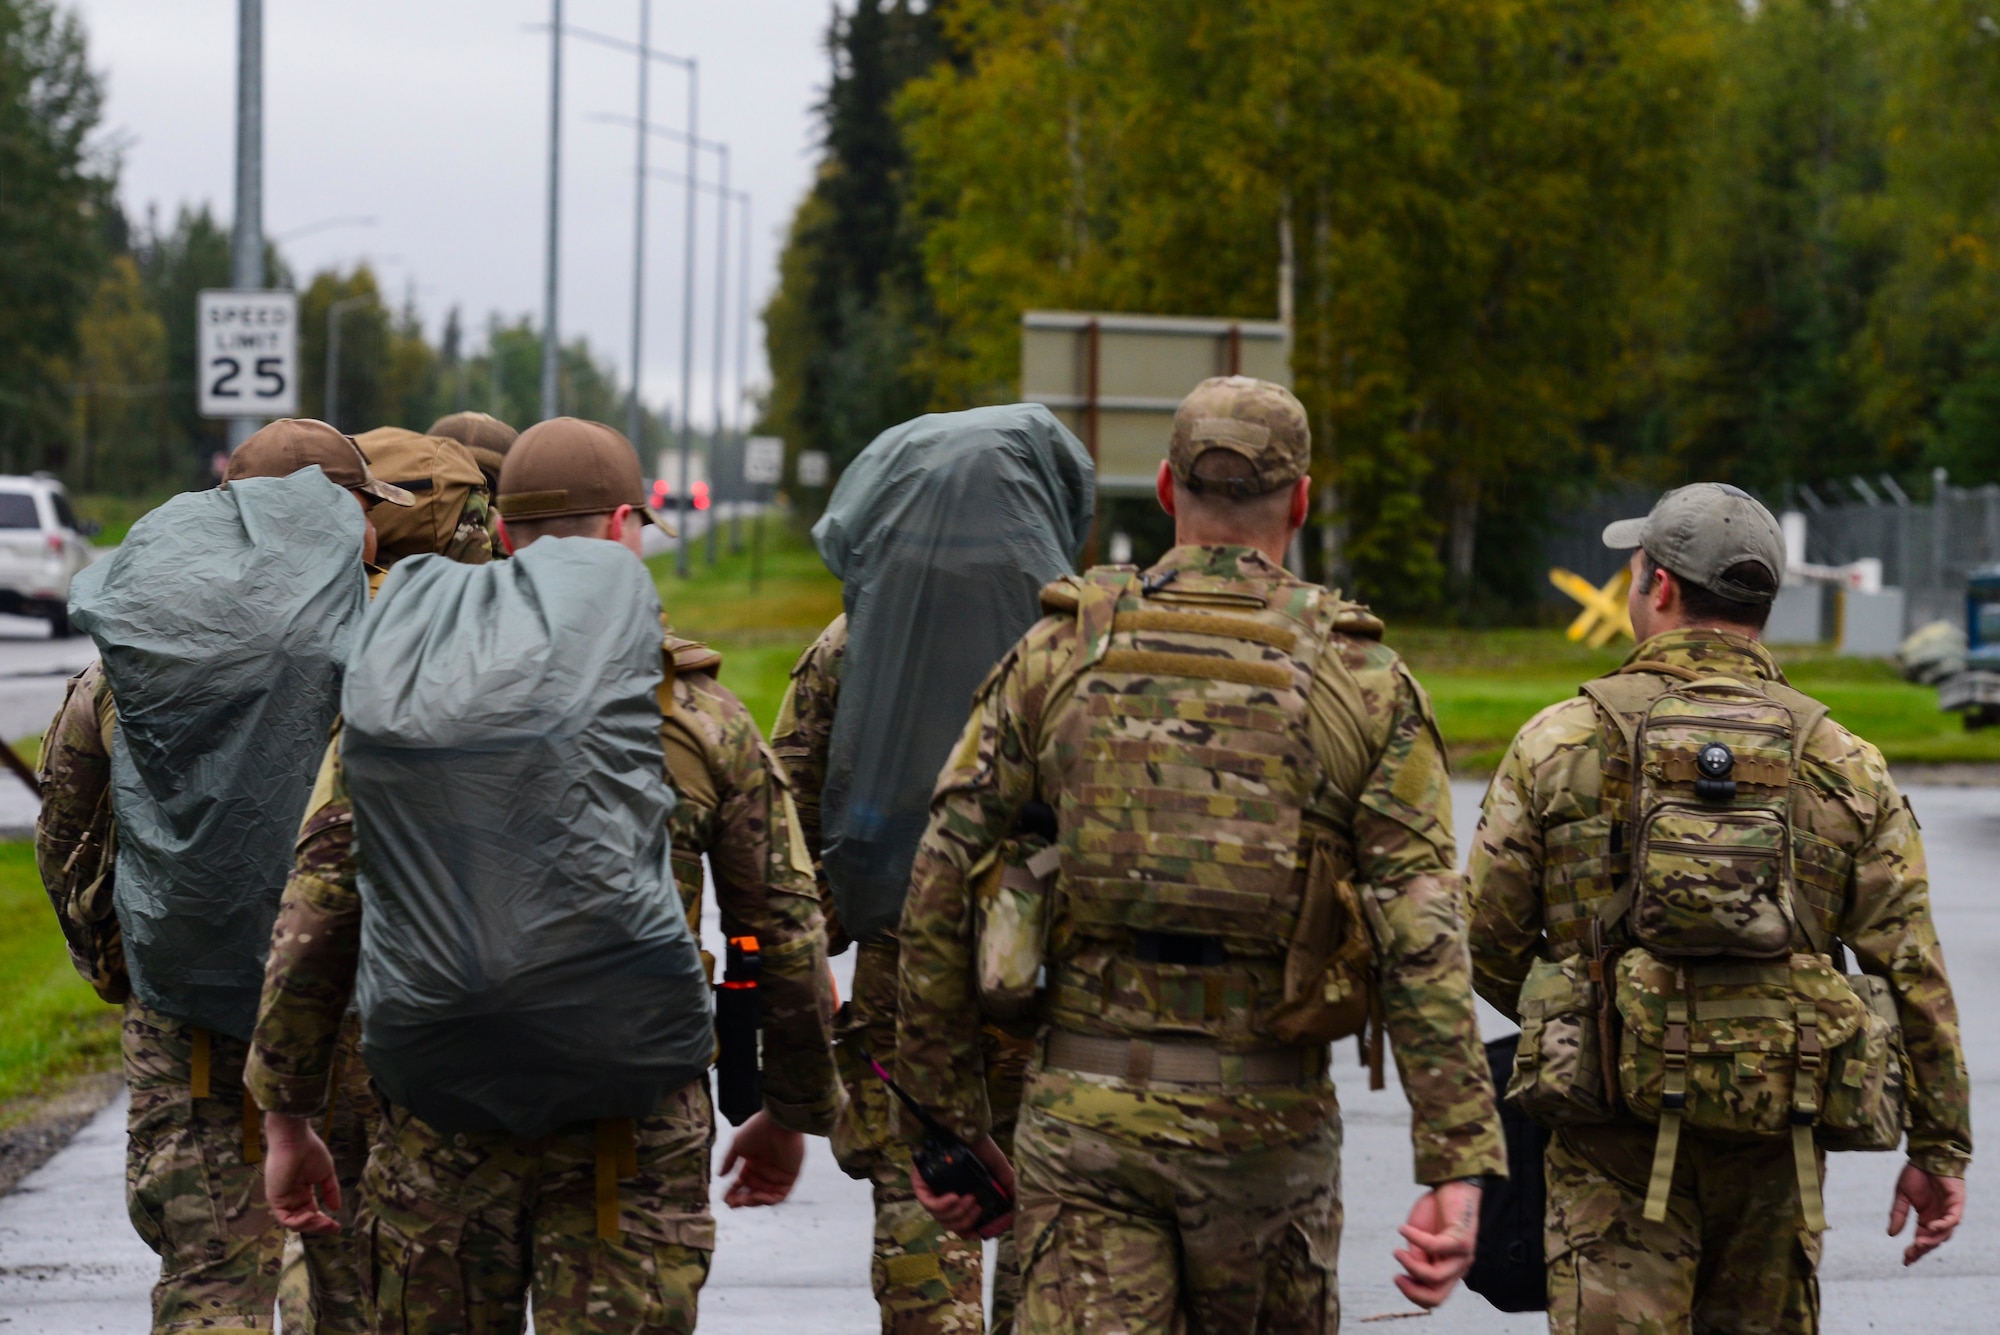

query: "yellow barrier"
(1550, 566), (1634, 647)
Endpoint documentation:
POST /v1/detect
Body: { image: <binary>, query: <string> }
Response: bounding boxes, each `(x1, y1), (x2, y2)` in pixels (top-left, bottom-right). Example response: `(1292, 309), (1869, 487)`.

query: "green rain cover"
(341, 538), (712, 1137)
(68, 468), (368, 1040)
(812, 403), (1094, 941)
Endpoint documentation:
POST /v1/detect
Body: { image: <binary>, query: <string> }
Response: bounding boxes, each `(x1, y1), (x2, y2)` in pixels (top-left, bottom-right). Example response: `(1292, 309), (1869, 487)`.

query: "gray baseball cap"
(1602, 483), (1785, 603)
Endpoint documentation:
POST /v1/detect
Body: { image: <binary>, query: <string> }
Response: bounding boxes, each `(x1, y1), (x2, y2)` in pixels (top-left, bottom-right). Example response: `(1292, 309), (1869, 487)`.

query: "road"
(0, 780), (1995, 1330)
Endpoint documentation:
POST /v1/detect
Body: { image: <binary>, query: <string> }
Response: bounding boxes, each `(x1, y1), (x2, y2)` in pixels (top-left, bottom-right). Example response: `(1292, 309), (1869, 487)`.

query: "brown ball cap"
(497, 417), (674, 535)
(427, 411), (518, 484)
(1168, 376), (1311, 498)
(354, 427), (491, 565)
(225, 418), (414, 506)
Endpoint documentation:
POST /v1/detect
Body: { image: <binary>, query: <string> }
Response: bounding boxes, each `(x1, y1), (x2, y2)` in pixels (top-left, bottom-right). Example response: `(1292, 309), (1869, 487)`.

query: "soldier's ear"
(1155, 461), (1178, 519)
(1288, 477), (1311, 530)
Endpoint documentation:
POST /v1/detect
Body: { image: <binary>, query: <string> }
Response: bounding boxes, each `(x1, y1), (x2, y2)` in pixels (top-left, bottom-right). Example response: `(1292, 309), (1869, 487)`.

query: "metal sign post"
(744, 436), (782, 592)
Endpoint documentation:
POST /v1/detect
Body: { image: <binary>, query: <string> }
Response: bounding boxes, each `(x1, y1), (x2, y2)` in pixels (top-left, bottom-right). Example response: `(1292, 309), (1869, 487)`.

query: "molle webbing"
(1111, 610), (1297, 653)
(1057, 569), (1334, 971)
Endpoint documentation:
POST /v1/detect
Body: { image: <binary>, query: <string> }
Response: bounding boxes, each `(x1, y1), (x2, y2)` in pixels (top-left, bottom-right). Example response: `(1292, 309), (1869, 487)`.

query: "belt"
(1044, 1029), (1317, 1088)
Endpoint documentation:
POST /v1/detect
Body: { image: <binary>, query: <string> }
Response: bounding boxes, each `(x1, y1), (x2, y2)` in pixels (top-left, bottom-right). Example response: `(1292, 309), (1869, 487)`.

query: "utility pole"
(707, 144), (729, 566)
(732, 188), (751, 555)
(675, 60), (700, 576)
(229, 0), (263, 450)
(625, 0), (650, 456)
(540, 0), (563, 422)
(488, 314), (504, 420)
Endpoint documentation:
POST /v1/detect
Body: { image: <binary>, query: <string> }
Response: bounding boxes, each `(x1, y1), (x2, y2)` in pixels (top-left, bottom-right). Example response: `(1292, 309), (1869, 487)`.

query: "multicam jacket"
(1467, 627), (1972, 1178)
(771, 614), (847, 946)
(35, 661), (126, 1002)
(245, 631), (841, 1136)
(893, 545), (1505, 1185)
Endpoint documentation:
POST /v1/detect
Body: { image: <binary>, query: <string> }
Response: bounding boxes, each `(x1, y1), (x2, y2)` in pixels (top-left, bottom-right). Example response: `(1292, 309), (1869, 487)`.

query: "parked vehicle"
(0, 475), (97, 636)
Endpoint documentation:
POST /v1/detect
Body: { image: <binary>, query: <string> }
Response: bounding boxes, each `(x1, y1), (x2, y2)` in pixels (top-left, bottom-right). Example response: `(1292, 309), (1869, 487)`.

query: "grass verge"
(0, 841), (119, 1128)
(648, 517), (843, 734)
(1394, 629), (2000, 770)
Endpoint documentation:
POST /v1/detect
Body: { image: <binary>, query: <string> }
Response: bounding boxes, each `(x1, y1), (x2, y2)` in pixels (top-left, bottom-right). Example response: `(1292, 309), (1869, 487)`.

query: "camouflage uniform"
(245, 633), (839, 1335)
(774, 614), (1031, 1334)
(1467, 628), (1972, 1334)
(894, 544), (1506, 1334)
(36, 662), (367, 1334)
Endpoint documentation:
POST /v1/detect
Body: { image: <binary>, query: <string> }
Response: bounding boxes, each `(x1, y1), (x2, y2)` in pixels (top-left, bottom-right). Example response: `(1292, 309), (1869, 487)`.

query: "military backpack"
(1506, 663), (1909, 1231)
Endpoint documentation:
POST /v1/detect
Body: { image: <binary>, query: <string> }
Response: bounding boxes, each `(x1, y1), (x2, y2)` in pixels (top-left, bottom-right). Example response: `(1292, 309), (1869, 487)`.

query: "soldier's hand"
(1393, 1178), (1481, 1308)
(1889, 1163), (1965, 1265)
(910, 1133), (1015, 1241)
(720, 1111), (806, 1208)
(262, 1112), (341, 1235)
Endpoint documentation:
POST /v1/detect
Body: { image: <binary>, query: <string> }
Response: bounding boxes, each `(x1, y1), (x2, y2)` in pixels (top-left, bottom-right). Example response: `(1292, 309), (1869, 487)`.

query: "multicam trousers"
(1011, 1066), (1343, 1335)
(833, 938), (1029, 1335)
(277, 1012), (376, 1333)
(123, 999), (357, 1334)
(1545, 1123), (1825, 1335)
(356, 1078), (716, 1335)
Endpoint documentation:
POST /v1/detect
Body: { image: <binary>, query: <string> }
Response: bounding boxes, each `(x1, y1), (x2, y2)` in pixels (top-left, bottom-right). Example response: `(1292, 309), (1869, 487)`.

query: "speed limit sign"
(197, 290), (299, 419)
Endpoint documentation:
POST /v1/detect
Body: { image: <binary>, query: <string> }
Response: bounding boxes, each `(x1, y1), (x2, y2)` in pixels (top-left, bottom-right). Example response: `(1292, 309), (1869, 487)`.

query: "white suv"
(0, 475), (96, 636)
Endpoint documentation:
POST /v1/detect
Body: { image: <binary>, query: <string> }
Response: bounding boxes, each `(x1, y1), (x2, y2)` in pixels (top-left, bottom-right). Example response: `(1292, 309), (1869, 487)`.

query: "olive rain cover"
(811, 403), (1094, 940)
(341, 537), (711, 1137)
(68, 467), (368, 1040)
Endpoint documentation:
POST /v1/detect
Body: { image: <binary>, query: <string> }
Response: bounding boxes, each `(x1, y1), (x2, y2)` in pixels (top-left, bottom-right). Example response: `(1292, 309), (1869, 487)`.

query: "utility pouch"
(973, 838), (1059, 1021)
(1506, 955), (1613, 1125)
(1266, 833), (1374, 1046)
(1817, 971), (1909, 1152)
(1615, 948), (1865, 1230)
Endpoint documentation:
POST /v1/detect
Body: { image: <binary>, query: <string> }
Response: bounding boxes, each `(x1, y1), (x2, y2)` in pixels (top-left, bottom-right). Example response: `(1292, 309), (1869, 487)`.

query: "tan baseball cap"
(496, 417), (675, 535)
(1168, 376), (1311, 498)
(1603, 482), (1785, 603)
(427, 411), (518, 485)
(225, 418), (415, 506)
(355, 427), (491, 565)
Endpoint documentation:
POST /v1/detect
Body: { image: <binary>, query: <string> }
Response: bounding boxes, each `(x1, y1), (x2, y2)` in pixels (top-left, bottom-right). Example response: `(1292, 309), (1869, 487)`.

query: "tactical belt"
(1045, 1029), (1316, 1088)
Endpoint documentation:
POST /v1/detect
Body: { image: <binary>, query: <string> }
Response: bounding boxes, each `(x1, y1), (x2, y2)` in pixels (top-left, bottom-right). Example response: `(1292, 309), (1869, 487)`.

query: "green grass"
(0, 842), (120, 1123)
(1392, 629), (2000, 770)
(72, 492), (175, 547)
(648, 517), (843, 734)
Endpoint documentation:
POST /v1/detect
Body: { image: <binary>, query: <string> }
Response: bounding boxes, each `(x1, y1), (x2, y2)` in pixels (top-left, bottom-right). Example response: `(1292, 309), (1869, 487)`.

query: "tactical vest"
(1039, 564), (1377, 1050)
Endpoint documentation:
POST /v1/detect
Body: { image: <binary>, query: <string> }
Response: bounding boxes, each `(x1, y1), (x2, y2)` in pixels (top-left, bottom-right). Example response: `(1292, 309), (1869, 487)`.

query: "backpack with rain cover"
(67, 468), (367, 1039)
(341, 537), (712, 1138)
(811, 403), (1094, 942)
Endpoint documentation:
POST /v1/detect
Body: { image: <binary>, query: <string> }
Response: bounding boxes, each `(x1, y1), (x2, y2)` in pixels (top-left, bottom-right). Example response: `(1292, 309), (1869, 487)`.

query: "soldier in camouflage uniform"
(36, 420), (415, 1335)
(775, 620), (1032, 1334)
(894, 377), (1506, 1332)
(248, 417), (840, 1335)
(1467, 483), (1971, 1333)
(268, 424), (498, 1332)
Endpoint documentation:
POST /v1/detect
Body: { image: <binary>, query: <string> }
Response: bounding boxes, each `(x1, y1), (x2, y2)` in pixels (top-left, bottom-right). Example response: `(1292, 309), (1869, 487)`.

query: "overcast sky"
(70, 0), (837, 429)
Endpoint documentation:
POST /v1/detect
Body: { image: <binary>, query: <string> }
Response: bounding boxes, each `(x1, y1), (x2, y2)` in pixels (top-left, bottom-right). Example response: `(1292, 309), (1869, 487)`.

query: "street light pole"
(733, 188), (751, 555)
(625, 0), (650, 456)
(540, 0), (563, 422)
(707, 143), (728, 566)
(325, 295), (373, 431)
(675, 59), (699, 577)
(228, 0), (263, 451)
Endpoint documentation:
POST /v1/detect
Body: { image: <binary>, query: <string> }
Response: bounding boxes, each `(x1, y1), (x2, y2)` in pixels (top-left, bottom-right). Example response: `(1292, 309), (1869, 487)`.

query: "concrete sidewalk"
(1, 782), (1994, 1331)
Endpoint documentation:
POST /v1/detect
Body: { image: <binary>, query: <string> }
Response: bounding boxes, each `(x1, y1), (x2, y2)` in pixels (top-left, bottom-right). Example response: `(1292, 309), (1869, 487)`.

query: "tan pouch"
(1507, 954), (1614, 1125)
(974, 838), (1058, 1021)
(1265, 833), (1374, 1046)
(1818, 971), (1909, 1152)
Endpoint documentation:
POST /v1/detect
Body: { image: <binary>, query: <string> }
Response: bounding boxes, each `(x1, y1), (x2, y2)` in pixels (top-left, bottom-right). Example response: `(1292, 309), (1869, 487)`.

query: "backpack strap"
(1577, 670), (1679, 934)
